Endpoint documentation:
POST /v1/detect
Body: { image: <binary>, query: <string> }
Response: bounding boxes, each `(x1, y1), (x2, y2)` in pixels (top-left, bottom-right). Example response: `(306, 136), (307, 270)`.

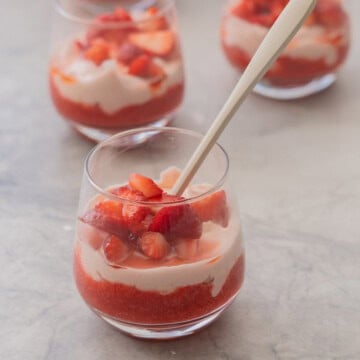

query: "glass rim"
(53, 0), (175, 28)
(84, 127), (230, 207)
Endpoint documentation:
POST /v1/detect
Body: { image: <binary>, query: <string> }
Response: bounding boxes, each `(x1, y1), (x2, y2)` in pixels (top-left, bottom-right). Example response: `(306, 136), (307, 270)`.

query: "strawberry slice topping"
(84, 39), (110, 65)
(139, 231), (169, 259)
(128, 55), (166, 82)
(158, 167), (181, 189)
(149, 197), (202, 241)
(128, 30), (175, 57)
(103, 235), (131, 266)
(191, 190), (229, 228)
(80, 200), (130, 240)
(111, 186), (151, 234)
(129, 173), (163, 198)
(138, 7), (169, 31)
(116, 42), (142, 64)
(315, 0), (347, 27)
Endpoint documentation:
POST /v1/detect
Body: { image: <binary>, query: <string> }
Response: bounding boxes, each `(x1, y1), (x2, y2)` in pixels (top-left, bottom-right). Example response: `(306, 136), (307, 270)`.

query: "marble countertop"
(1, 0), (360, 359)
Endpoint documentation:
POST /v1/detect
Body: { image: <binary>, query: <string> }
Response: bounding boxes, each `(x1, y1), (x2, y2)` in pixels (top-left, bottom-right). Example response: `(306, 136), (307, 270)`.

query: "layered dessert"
(74, 168), (244, 324)
(50, 7), (184, 129)
(221, 0), (350, 87)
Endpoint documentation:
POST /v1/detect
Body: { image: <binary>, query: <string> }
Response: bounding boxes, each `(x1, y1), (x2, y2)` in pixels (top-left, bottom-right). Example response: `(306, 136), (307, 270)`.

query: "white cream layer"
(53, 56), (184, 114)
(223, 13), (347, 66)
(78, 213), (243, 297)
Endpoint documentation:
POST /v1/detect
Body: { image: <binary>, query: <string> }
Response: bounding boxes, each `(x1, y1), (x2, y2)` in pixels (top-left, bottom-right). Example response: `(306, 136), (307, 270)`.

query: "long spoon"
(171, 0), (317, 195)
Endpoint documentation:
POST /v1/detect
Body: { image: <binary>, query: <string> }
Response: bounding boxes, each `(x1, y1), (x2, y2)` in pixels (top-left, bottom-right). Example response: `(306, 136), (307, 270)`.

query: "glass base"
(92, 294), (238, 340)
(68, 115), (173, 143)
(254, 74), (336, 100)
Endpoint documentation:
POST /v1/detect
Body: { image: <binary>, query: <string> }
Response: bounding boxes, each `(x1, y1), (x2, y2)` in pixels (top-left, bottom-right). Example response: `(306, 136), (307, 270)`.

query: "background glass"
(49, 0), (185, 142)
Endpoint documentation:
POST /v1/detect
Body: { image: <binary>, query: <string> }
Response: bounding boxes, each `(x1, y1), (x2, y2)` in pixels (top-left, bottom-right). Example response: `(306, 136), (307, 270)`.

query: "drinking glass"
(49, 0), (185, 142)
(74, 127), (245, 339)
(221, 0), (351, 99)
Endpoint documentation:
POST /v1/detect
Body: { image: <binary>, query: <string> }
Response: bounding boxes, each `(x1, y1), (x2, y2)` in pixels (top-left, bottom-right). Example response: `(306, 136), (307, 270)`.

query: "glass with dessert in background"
(74, 127), (245, 339)
(221, 0), (351, 99)
(49, 0), (185, 142)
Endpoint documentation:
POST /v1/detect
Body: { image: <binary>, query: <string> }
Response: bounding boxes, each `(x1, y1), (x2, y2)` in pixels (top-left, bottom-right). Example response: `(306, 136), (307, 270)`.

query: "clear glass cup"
(73, 127), (245, 339)
(49, 0), (185, 142)
(220, 0), (351, 100)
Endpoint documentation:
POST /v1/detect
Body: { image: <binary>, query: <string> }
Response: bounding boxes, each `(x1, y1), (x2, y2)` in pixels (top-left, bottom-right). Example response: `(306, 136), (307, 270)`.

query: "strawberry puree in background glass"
(73, 127), (245, 339)
(49, 0), (185, 142)
(221, 0), (351, 99)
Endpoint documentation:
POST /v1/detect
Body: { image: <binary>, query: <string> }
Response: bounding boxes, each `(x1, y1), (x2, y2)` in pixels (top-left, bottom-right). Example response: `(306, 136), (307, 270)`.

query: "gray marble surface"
(1, 0), (360, 359)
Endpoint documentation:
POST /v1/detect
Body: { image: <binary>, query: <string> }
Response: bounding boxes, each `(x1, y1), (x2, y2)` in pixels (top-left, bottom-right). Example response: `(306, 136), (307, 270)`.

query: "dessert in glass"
(74, 127), (245, 339)
(49, 0), (185, 142)
(221, 0), (351, 99)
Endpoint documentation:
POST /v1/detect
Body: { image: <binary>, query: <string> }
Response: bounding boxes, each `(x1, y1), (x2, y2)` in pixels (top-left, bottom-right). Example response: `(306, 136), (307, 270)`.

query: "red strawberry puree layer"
(74, 246), (245, 324)
(221, 0), (350, 87)
(222, 43), (349, 86)
(50, 76), (184, 129)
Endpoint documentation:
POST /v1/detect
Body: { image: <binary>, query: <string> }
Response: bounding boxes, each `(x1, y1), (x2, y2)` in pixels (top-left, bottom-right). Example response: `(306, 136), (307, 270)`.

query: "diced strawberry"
(149, 202), (202, 241)
(103, 235), (130, 265)
(138, 7), (168, 31)
(158, 167), (181, 189)
(111, 185), (151, 234)
(139, 231), (169, 260)
(304, 13), (316, 27)
(231, 1), (256, 18)
(191, 190), (229, 227)
(116, 42), (142, 64)
(315, 0), (347, 27)
(128, 30), (175, 57)
(175, 238), (199, 260)
(77, 221), (109, 250)
(95, 200), (123, 216)
(129, 173), (163, 198)
(84, 39), (110, 65)
(128, 54), (152, 77)
(80, 200), (129, 239)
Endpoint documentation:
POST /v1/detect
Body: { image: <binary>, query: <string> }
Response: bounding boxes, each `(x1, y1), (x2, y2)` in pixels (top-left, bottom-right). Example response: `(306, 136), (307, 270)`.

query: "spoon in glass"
(171, 0), (317, 195)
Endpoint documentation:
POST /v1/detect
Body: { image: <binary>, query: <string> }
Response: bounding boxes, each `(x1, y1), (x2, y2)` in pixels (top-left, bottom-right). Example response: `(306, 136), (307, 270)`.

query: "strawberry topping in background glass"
(74, 127), (245, 339)
(49, 0), (185, 142)
(221, 0), (351, 99)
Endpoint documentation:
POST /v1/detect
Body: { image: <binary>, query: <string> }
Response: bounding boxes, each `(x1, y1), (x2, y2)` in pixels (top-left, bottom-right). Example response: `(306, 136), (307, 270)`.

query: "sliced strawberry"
(117, 42), (142, 64)
(129, 173), (163, 198)
(315, 0), (347, 27)
(175, 238), (199, 260)
(103, 235), (130, 265)
(149, 202), (202, 241)
(128, 30), (175, 57)
(77, 221), (109, 250)
(111, 185), (151, 234)
(128, 54), (152, 77)
(304, 13), (316, 27)
(191, 190), (229, 227)
(84, 39), (110, 65)
(139, 231), (169, 260)
(158, 167), (181, 189)
(138, 7), (169, 31)
(231, 1), (256, 18)
(80, 200), (129, 239)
